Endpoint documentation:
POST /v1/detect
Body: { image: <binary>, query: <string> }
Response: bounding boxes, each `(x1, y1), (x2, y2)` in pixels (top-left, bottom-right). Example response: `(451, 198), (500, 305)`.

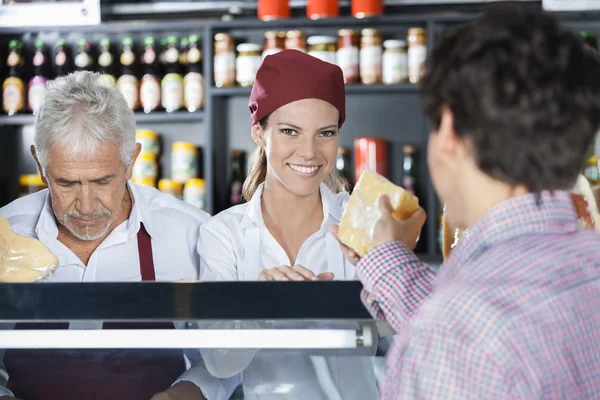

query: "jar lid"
(338, 29), (356, 36)
(264, 30), (286, 38)
(136, 129), (159, 139)
(588, 156), (599, 164)
(361, 28), (380, 36)
(132, 177), (156, 187)
(139, 153), (157, 161)
(236, 43), (262, 53)
(307, 36), (336, 46)
(383, 39), (406, 49)
(214, 32), (231, 41)
(19, 174), (44, 186)
(172, 141), (196, 151)
(185, 178), (206, 188)
(159, 179), (183, 191)
(286, 30), (304, 38)
(408, 27), (427, 36)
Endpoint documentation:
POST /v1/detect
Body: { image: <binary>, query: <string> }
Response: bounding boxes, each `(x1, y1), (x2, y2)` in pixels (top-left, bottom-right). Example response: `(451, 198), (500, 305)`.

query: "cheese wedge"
(337, 169), (420, 257)
(0, 215), (58, 282)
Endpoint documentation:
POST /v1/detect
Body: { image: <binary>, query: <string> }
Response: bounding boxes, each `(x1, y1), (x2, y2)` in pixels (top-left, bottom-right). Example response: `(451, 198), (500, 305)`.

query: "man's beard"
(62, 210), (114, 241)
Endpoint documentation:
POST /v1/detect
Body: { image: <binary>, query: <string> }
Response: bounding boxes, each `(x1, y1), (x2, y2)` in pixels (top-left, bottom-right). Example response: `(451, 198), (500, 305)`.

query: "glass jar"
(307, 36), (337, 64)
(158, 179), (183, 200)
(257, 0), (290, 21)
(407, 27), (427, 84)
(351, 0), (383, 18)
(136, 129), (160, 156)
(184, 178), (207, 211)
(336, 29), (359, 84)
(172, 142), (198, 183)
(360, 28), (382, 85)
(19, 174), (46, 198)
(382, 39), (408, 84)
(263, 31), (286, 59)
(306, 0), (339, 19)
(285, 30), (307, 52)
(131, 177), (156, 187)
(214, 33), (236, 88)
(133, 153), (158, 181)
(236, 43), (262, 87)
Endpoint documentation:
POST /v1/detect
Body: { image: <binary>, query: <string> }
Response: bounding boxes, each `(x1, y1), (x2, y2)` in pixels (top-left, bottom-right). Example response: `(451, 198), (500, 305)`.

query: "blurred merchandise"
(184, 178), (206, 211)
(136, 129), (160, 156)
(335, 147), (353, 190)
(285, 30), (307, 52)
(227, 150), (246, 207)
(401, 145), (416, 195)
(161, 36), (184, 113)
(158, 179), (183, 200)
(133, 154), (158, 181)
(581, 31), (598, 52)
(3, 40), (25, 116)
(383, 39), (408, 84)
(360, 29), (383, 85)
(407, 27), (427, 84)
(117, 37), (140, 111)
(354, 137), (388, 183)
(258, 0), (290, 21)
(307, 36), (337, 64)
(306, 0), (339, 19)
(184, 34), (205, 112)
(352, 0), (384, 18)
(74, 38), (93, 72)
(171, 141), (198, 183)
(28, 40), (49, 115)
(214, 33), (236, 88)
(584, 156), (600, 185)
(236, 43), (262, 87)
(19, 174), (46, 198)
(54, 39), (71, 78)
(132, 177), (156, 187)
(263, 31), (286, 59)
(97, 38), (117, 86)
(140, 36), (161, 113)
(336, 29), (360, 84)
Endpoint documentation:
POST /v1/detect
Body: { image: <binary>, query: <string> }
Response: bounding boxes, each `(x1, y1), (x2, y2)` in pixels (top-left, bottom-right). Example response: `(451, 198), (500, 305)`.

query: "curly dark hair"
(420, 5), (600, 192)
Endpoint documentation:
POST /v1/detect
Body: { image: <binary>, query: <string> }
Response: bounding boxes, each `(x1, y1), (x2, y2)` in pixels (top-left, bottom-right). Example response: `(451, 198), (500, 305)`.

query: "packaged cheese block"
(337, 169), (420, 257)
(0, 215), (58, 282)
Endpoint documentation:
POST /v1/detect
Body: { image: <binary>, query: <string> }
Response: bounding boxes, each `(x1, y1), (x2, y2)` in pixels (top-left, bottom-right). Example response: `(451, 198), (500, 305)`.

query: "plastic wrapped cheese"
(337, 169), (420, 257)
(0, 215), (58, 282)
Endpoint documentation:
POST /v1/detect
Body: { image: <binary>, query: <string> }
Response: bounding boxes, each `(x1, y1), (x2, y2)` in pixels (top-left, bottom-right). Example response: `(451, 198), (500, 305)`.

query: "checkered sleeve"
(356, 241), (435, 332)
(386, 328), (512, 399)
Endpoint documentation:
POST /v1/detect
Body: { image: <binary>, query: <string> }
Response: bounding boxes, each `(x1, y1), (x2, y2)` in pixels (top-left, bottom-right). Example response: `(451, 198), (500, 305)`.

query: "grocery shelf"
(210, 83), (419, 98)
(0, 111), (204, 127)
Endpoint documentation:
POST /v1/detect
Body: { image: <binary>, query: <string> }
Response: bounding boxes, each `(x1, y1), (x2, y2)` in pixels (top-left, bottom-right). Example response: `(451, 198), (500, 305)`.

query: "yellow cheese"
(0, 216), (58, 282)
(337, 169), (420, 257)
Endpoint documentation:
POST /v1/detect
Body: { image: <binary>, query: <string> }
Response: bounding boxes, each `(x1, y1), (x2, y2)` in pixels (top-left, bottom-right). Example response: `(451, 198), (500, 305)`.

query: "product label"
(360, 46), (382, 81)
(140, 74), (161, 112)
(408, 45), (427, 82)
(214, 52), (236, 85)
(383, 52), (408, 84)
(187, 47), (201, 64)
(116, 74), (139, 110)
(161, 73), (183, 112)
(28, 76), (48, 114)
(236, 55), (261, 85)
(133, 160), (158, 180)
(143, 49), (156, 65)
(184, 72), (204, 112)
(308, 50), (336, 65)
(120, 50), (135, 66)
(2, 77), (24, 114)
(33, 52), (45, 67)
(164, 48), (179, 64)
(98, 74), (117, 87)
(336, 46), (359, 83)
(55, 51), (66, 67)
(7, 52), (20, 67)
(98, 52), (113, 67)
(75, 53), (90, 69)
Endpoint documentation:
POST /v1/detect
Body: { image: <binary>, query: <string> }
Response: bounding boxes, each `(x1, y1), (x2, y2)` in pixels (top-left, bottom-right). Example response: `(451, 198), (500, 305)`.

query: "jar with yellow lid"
(360, 28), (383, 85)
(158, 179), (183, 200)
(171, 142), (198, 183)
(585, 155), (600, 185)
(307, 36), (337, 65)
(236, 43), (262, 88)
(131, 177), (156, 187)
(136, 129), (160, 156)
(184, 178), (206, 211)
(407, 27), (427, 84)
(133, 153), (158, 181)
(19, 174), (46, 197)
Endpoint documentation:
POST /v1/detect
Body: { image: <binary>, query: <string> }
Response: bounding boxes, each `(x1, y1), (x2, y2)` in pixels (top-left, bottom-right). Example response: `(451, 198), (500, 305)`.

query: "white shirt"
(0, 182), (236, 399)
(198, 183), (379, 400)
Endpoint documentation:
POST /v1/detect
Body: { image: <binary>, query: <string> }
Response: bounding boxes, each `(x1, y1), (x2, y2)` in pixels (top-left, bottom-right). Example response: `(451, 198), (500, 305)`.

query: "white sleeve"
(174, 357), (241, 400)
(197, 222), (239, 282)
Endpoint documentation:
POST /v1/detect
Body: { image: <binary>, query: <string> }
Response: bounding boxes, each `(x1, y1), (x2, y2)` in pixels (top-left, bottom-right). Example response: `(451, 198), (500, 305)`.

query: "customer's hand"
(258, 265), (334, 281)
(329, 225), (361, 266)
(149, 381), (206, 400)
(373, 195), (427, 250)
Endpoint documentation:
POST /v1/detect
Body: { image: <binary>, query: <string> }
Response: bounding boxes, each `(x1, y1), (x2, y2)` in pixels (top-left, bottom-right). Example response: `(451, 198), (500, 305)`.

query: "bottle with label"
(28, 40), (50, 115)
(236, 43), (262, 88)
(139, 36), (161, 113)
(184, 34), (205, 112)
(407, 27), (427, 84)
(227, 150), (246, 206)
(285, 30), (307, 52)
(401, 145), (416, 196)
(3, 40), (25, 116)
(382, 39), (408, 84)
(360, 28), (382, 85)
(336, 29), (359, 84)
(161, 36), (184, 113)
(214, 33), (236, 88)
(335, 147), (353, 190)
(54, 39), (71, 78)
(179, 36), (189, 66)
(262, 31), (285, 59)
(97, 38), (116, 86)
(116, 37), (140, 111)
(307, 36), (337, 64)
(74, 38), (93, 71)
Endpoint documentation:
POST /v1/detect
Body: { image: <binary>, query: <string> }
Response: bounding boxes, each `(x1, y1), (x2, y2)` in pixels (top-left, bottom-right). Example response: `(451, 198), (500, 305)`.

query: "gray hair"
(34, 71), (136, 170)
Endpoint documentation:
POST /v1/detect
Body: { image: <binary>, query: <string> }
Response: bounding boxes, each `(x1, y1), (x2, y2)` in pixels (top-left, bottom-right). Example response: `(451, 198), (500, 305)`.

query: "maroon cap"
(249, 50), (346, 127)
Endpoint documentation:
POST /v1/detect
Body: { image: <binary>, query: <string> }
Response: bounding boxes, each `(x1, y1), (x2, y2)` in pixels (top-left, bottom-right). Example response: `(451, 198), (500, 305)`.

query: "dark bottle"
(74, 38), (93, 71)
(2, 40), (25, 115)
(401, 145), (416, 196)
(228, 150), (246, 206)
(28, 40), (50, 115)
(184, 34), (205, 112)
(335, 147), (353, 190)
(116, 37), (139, 111)
(54, 39), (71, 77)
(161, 36), (184, 113)
(139, 36), (161, 113)
(97, 38), (116, 86)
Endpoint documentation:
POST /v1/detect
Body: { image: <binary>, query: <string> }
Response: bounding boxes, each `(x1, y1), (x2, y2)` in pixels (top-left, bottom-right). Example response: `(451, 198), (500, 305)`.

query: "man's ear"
(125, 143), (142, 180)
(251, 124), (266, 147)
(30, 145), (48, 186)
(437, 105), (460, 157)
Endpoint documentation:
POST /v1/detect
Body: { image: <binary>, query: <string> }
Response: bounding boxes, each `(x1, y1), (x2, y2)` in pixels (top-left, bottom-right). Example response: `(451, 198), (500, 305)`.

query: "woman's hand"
(258, 265), (334, 281)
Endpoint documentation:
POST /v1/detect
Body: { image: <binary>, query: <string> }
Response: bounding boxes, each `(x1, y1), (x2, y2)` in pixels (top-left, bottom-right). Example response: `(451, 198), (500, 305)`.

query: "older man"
(0, 71), (234, 400)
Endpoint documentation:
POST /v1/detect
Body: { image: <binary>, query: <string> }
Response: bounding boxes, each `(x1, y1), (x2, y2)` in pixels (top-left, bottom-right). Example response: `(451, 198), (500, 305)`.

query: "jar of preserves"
(19, 174), (46, 198)
(133, 153), (158, 181)
(214, 33), (236, 88)
(184, 178), (206, 211)
(158, 179), (183, 200)
(336, 29), (359, 84)
(306, 0), (339, 19)
(408, 27), (427, 84)
(382, 39), (408, 84)
(285, 30), (307, 52)
(236, 43), (262, 87)
(136, 129), (160, 156)
(307, 36), (337, 65)
(360, 28), (382, 85)
(257, 0), (290, 21)
(132, 177), (156, 188)
(263, 31), (286, 59)
(172, 142), (198, 183)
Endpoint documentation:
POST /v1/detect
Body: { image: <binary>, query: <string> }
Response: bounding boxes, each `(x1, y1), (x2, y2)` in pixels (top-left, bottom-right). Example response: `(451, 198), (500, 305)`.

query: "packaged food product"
(337, 169), (420, 257)
(0, 215), (58, 282)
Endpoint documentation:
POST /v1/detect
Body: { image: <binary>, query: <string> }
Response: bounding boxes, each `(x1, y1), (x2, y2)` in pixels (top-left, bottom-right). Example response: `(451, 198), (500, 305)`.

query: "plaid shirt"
(357, 191), (600, 399)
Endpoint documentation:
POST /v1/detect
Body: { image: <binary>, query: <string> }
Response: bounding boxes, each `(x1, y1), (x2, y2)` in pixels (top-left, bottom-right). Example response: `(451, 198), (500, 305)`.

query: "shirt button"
(366, 294), (375, 305)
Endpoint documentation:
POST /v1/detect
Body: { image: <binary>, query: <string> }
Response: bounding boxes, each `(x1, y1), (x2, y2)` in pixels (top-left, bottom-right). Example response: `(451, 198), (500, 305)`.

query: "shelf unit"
(1, 6), (598, 263)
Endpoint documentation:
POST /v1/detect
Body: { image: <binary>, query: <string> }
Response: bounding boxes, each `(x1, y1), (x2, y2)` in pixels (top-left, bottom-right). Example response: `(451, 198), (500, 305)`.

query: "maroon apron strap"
(137, 222), (156, 281)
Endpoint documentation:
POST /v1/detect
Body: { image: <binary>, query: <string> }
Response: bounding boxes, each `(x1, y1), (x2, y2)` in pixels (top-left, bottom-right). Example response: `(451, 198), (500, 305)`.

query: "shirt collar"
(238, 182), (344, 231)
(450, 190), (579, 269)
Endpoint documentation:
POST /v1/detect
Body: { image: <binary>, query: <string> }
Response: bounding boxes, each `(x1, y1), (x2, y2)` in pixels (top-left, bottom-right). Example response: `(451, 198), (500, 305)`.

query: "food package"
(0, 215), (58, 282)
(337, 169), (420, 257)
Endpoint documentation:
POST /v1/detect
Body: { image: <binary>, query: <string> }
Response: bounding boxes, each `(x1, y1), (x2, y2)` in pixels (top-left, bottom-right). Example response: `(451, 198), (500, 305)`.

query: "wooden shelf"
(0, 111), (204, 126)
